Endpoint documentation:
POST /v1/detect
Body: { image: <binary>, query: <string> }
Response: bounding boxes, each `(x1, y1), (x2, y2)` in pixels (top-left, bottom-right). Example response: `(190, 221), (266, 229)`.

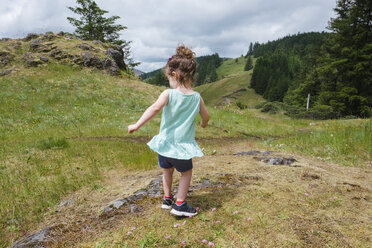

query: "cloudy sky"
(0, 0), (336, 72)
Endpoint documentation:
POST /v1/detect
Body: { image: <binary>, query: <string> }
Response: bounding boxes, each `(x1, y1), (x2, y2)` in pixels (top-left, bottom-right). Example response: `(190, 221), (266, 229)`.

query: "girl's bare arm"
(128, 90), (169, 133)
(199, 97), (209, 128)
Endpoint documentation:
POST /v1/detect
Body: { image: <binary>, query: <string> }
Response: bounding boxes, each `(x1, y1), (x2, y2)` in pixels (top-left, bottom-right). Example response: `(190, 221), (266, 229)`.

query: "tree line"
(142, 53), (223, 87)
(250, 0), (371, 118)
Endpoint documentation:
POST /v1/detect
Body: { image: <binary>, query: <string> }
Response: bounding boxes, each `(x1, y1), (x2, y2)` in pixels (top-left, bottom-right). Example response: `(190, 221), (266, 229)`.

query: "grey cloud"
(0, 0), (336, 72)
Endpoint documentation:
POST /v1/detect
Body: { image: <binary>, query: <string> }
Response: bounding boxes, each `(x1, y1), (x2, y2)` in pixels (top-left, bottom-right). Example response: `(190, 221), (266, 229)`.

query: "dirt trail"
(12, 141), (372, 247)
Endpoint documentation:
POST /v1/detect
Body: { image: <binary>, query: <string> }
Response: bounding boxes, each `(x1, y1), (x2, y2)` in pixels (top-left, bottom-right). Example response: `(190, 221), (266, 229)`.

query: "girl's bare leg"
(177, 169), (192, 201)
(163, 167), (174, 197)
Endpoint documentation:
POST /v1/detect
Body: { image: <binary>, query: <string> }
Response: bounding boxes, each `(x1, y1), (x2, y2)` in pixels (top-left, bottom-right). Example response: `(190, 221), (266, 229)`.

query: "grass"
(0, 49), (371, 246)
(0, 64), (161, 246)
(76, 147), (371, 247)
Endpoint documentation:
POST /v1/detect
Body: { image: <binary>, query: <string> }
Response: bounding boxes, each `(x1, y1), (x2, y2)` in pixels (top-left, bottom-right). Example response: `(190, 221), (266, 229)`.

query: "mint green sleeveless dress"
(147, 89), (204, 160)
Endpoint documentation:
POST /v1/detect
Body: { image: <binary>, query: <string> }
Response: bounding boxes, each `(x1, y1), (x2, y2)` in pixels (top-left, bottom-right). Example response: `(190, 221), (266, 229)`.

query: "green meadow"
(1, 60), (371, 247)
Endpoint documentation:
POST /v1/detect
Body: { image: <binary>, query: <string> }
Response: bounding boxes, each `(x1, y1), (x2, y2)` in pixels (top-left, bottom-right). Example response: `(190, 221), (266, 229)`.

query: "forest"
(250, 0), (371, 119)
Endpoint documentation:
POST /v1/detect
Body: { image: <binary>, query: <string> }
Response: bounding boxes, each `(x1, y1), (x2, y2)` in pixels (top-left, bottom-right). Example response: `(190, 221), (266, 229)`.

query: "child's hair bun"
(176, 45), (194, 59)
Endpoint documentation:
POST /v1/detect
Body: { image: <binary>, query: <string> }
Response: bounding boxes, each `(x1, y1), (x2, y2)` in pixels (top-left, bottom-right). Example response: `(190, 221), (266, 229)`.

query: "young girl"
(128, 45), (209, 217)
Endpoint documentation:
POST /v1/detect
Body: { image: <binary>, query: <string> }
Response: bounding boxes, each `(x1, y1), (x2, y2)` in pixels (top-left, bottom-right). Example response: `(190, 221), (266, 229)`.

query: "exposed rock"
(22, 52), (32, 58)
(11, 224), (63, 248)
(57, 31), (65, 36)
(102, 57), (113, 68)
(43, 33), (55, 41)
(29, 38), (45, 51)
(92, 40), (105, 46)
(23, 33), (39, 41)
(105, 48), (126, 70)
(78, 43), (93, 50)
(49, 49), (68, 60)
(1, 38), (10, 42)
(102, 177), (162, 214)
(23, 52), (42, 67)
(234, 150), (273, 156)
(253, 156), (297, 166)
(235, 150), (261, 156)
(82, 52), (102, 68)
(262, 150), (273, 156)
(11, 41), (22, 50)
(0, 51), (13, 67)
(26, 59), (43, 67)
(0, 69), (13, 76)
(40, 56), (49, 62)
(108, 65), (120, 76)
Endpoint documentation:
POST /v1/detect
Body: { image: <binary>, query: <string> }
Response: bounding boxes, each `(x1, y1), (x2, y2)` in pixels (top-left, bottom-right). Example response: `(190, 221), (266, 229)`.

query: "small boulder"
(12, 224), (64, 248)
(0, 51), (13, 67)
(102, 57), (113, 68)
(106, 48), (126, 70)
(1, 38), (10, 42)
(0, 69), (12, 76)
(78, 43), (93, 50)
(82, 52), (102, 68)
(40, 56), (49, 62)
(23, 33), (39, 41)
(108, 65), (120, 76)
(29, 38), (45, 51)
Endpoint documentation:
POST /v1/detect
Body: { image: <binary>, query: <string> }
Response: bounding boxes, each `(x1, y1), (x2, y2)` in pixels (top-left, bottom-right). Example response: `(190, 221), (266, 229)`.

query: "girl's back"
(147, 89), (203, 159)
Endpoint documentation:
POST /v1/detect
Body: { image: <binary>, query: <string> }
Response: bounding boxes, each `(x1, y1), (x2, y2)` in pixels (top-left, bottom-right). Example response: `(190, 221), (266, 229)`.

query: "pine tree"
(244, 56), (253, 71)
(67, 0), (139, 67)
(315, 0), (372, 117)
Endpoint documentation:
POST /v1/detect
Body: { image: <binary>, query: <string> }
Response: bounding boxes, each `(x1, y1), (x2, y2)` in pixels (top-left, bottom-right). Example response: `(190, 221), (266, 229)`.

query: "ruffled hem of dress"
(147, 135), (203, 160)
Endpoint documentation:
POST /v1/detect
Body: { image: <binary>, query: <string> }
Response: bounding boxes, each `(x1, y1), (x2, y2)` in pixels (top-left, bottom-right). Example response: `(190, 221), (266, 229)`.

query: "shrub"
(236, 101), (247, 109)
(261, 102), (279, 114)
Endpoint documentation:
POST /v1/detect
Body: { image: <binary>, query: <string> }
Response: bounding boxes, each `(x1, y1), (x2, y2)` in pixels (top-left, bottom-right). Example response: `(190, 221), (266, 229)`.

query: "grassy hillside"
(196, 56), (262, 108)
(1, 36), (371, 247)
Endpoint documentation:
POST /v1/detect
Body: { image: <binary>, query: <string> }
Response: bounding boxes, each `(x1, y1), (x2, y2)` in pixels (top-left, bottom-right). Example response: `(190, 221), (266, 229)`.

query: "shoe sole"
(161, 204), (172, 210)
(170, 208), (198, 217)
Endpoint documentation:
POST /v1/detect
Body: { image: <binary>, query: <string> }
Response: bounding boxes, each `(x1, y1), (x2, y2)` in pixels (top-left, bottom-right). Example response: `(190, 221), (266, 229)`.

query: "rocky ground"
(11, 140), (372, 247)
(0, 32), (127, 77)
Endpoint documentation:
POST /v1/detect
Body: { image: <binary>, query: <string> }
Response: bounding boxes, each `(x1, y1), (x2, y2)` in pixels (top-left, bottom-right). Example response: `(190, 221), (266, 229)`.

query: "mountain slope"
(196, 57), (263, 108)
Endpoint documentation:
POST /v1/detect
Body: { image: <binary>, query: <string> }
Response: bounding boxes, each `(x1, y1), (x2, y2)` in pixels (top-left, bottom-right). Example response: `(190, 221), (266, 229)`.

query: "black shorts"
(158, 154), (193, 172)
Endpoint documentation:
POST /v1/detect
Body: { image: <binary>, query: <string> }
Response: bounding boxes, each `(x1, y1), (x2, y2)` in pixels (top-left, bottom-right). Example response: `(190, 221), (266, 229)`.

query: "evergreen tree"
(315, 0), (372, 117)
(244, 56), (253, 71)
(67, 0), (139, 67)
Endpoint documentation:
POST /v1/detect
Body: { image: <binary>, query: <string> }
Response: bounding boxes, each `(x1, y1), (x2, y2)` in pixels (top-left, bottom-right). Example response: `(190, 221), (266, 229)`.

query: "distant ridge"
(132, 68), (145, 76)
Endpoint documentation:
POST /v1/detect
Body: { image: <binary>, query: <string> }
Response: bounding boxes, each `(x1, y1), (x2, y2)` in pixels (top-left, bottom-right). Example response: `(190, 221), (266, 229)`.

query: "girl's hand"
(128, 124), (139, 133)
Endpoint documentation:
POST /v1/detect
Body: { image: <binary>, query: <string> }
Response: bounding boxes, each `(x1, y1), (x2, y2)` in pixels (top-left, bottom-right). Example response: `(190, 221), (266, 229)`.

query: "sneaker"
(161, 196), (174, 209)
(170, 201), (198, 217)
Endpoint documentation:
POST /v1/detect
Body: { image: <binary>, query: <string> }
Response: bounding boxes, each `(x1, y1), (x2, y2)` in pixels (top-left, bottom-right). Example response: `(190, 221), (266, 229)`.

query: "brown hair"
(164, 44), (197, 87)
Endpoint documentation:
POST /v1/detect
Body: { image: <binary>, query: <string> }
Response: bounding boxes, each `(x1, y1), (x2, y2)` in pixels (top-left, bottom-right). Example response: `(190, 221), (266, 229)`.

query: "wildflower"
(216, 220), (221, 224)
(367, 163), (371, 167)
(212, 208), (216, 212)
(174, 223), (179, 228)
(181, 240), (186, 246)
(233, 211), (239, 214)
(183, 220), (187, 225)
(304, 193), (309, 196)
(333, 196), (338, 200)
(131, 227), (136, 231)
(202, 239), (208, 243)
(196, 207), (200, 211)
(208, 241), (215, 246)
(165, 235), (171, 240)
(248, 217), (252, 221)
(127, 231), (133, 235)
